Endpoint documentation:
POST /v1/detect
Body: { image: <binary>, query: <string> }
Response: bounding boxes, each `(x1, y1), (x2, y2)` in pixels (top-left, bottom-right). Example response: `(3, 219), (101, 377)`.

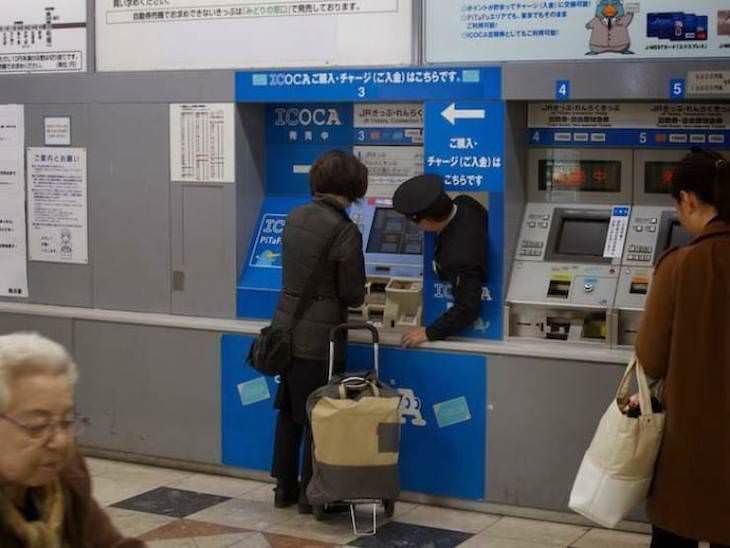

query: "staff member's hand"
(401, 327), (428, 348)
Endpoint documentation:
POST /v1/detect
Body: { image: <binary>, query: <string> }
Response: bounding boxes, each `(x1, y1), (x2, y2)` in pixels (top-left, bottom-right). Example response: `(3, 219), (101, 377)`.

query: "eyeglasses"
(0, 413), (90, 441)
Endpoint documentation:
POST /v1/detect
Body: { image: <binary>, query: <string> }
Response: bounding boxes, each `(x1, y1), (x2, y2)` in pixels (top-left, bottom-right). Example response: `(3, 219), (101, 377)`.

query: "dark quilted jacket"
(272, 196), (366, 361)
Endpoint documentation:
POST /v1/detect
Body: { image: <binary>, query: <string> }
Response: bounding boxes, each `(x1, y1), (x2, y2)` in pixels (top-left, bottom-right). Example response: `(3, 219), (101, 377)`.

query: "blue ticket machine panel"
(236, 67), (505, 340)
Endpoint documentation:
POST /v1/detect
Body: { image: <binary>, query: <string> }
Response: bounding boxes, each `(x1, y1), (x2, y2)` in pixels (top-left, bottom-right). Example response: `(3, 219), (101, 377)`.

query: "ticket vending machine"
(614, 149), (691, 346)
(236, 99), (427, 330)
(506, 148), (633, 347)
(349, 197), (424, 329)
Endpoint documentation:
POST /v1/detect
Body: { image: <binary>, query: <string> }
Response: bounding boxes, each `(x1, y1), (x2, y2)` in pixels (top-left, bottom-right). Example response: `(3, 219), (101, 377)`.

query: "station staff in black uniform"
(393, 174), (488, 347)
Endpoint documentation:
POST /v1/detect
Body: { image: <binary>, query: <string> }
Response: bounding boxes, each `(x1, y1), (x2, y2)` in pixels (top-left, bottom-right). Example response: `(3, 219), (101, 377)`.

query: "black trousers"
(271, 408), (313, 499)
(271, 357), (342, 501)
(652, 527), (730, 548)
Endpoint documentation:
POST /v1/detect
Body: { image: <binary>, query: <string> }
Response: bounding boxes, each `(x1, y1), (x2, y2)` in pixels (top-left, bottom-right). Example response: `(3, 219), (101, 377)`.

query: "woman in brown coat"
(636, 148), (730, 548)
(0, 332), (145, 547)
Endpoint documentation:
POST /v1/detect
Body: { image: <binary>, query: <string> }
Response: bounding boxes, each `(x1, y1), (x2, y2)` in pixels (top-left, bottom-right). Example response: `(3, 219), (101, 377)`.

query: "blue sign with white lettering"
(670, 78), (686, 100)
(556, 80), (571, 101)
(237, 196), (309, 318)
(221, 335), (487, 501)
(267, 103), (353, 145)
(236, 67), (501, 102)
(425, 101), (505, 192)
(530, 128), (729, 149)
(267, 104), (353, 195)
(421, 100), (505, 341)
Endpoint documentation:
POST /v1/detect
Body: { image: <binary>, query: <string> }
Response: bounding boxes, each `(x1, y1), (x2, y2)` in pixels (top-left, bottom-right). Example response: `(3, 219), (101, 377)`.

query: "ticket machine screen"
(645, 161), (678, 195)
(366, 208), (423, 256)
(538, 160), (622, 193)
(666, 219), (692, 250)
(555, 218), (610, 258)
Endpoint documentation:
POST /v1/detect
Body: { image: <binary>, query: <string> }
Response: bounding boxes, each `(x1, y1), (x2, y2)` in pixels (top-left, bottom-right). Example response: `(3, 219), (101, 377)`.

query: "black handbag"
(247, 227), (340, 376)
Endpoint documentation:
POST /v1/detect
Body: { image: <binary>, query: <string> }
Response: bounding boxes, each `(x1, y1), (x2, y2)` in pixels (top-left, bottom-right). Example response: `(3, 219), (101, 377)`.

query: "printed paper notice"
(0, 105), (25, 192)
(354, 146), (423, 187)
(44, 116), (71, 146)
(170, 104), (235, 183)
(0, 1), (87, 74)
(27, 147), (88, 264)
(0, 105), (28, 298)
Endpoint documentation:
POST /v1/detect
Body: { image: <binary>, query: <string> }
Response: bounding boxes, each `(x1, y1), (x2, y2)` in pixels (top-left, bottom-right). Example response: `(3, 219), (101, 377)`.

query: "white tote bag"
(569, 356), (665, 528)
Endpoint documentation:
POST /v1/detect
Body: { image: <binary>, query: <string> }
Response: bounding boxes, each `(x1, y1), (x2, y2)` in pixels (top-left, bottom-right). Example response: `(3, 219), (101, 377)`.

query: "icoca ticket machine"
(614, 149), (691, 346)
(349, 197), (424, 330)
(506, 148), (633, 346)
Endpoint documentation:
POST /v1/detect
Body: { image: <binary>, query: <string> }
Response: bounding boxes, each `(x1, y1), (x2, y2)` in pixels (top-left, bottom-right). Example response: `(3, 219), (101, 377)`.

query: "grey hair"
(0, 332), (78, 413)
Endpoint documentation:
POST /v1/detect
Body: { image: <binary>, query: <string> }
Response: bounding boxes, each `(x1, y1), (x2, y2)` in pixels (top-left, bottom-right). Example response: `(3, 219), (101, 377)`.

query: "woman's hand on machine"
(401, 327), (428, 348)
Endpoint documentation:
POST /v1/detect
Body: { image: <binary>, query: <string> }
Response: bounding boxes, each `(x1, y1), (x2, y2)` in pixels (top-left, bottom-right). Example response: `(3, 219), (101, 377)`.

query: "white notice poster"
(0, 105), (28, 298)
(170, 104), (235, 183)
(96, 0), (413, 71)
(0, 1), (87, 74)
(27, 147), (88, 264)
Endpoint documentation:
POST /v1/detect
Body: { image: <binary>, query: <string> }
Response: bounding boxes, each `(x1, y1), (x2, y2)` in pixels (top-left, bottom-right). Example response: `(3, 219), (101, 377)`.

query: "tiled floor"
(88, 457), (653, 548)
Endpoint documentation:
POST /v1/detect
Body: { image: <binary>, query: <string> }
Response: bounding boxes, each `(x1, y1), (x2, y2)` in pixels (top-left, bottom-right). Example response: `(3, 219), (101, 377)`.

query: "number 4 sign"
(556, 80), (571, 101)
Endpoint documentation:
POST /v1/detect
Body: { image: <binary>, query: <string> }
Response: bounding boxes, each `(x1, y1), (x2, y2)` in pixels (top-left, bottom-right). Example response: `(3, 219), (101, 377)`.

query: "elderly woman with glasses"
(0, 332), (145, 548)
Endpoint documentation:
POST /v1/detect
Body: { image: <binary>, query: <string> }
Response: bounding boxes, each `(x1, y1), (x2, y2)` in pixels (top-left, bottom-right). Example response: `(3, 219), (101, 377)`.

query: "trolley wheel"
(383, 499), (396, 518)
(312, 504), (326, 521)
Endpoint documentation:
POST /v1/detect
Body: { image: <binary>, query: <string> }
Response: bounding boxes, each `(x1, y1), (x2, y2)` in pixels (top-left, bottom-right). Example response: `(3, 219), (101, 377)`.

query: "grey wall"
(90, 103), (172, 313)
(486, 355), (618, 509)
(0, 314), (73, 350)
(74, 321), (222, 464)
(0, 72), (260, 319)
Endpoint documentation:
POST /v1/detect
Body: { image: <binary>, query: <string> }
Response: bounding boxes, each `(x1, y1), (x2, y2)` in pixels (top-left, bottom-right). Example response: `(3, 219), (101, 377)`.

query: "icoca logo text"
(262, 218), (285, 234)
(274, 108), (342, 127)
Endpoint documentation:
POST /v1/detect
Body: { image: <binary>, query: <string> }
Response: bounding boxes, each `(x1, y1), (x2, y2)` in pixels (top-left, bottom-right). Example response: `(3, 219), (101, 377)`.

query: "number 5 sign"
(670, 79), (685, 100)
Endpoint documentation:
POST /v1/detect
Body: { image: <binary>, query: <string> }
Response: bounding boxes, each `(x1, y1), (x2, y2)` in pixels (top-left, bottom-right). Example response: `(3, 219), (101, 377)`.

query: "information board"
(426, 1), (730, 63)
(96, 0), (413, 71)
(529, 102), (730, 148)
(1, 1), (86, 74)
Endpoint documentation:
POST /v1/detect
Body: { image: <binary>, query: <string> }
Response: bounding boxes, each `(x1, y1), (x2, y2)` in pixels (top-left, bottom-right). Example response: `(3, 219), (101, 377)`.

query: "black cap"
(393, 174), (453, 222)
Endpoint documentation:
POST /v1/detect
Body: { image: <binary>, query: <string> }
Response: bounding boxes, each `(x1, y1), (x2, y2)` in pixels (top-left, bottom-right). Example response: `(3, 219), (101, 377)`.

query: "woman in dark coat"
(270, 150), (368, 513)
(635, 149), (730, 548)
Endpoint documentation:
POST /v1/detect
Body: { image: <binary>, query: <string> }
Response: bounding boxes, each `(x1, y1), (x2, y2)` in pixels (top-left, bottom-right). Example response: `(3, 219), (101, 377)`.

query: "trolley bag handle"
(337, 377), (380, 399)
(329, 322), (379, 344)
(328, 322), (380, 381)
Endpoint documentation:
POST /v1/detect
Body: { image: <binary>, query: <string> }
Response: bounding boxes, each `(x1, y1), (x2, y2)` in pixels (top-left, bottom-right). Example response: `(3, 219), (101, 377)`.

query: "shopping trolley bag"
(306, 323), (402, 508)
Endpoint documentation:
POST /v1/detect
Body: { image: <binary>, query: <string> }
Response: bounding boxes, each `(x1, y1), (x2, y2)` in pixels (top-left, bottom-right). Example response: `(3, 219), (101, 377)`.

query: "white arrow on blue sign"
(441, 103), (486, 125)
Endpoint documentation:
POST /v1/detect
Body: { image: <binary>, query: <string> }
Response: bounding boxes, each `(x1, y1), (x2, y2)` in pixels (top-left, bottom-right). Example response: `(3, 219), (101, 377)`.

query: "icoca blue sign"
(249, 213), (286, 268)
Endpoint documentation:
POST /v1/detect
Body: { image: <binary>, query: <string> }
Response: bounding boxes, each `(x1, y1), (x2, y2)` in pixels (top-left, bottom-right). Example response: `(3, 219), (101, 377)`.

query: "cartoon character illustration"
(254, 249), (281, 267)
(586, 0), (635, 55)
(60, 229), (72, 257)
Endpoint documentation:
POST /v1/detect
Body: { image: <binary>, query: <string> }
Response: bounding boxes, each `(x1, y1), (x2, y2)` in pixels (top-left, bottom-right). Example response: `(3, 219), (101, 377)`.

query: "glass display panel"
(538, 160), (622, 192)
(366, 208), (423, 255)
(555, 218), (609, 257)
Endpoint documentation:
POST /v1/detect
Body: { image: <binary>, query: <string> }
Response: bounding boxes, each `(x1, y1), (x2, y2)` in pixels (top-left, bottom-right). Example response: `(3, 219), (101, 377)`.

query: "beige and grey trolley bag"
(306, 323), (402, 536)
